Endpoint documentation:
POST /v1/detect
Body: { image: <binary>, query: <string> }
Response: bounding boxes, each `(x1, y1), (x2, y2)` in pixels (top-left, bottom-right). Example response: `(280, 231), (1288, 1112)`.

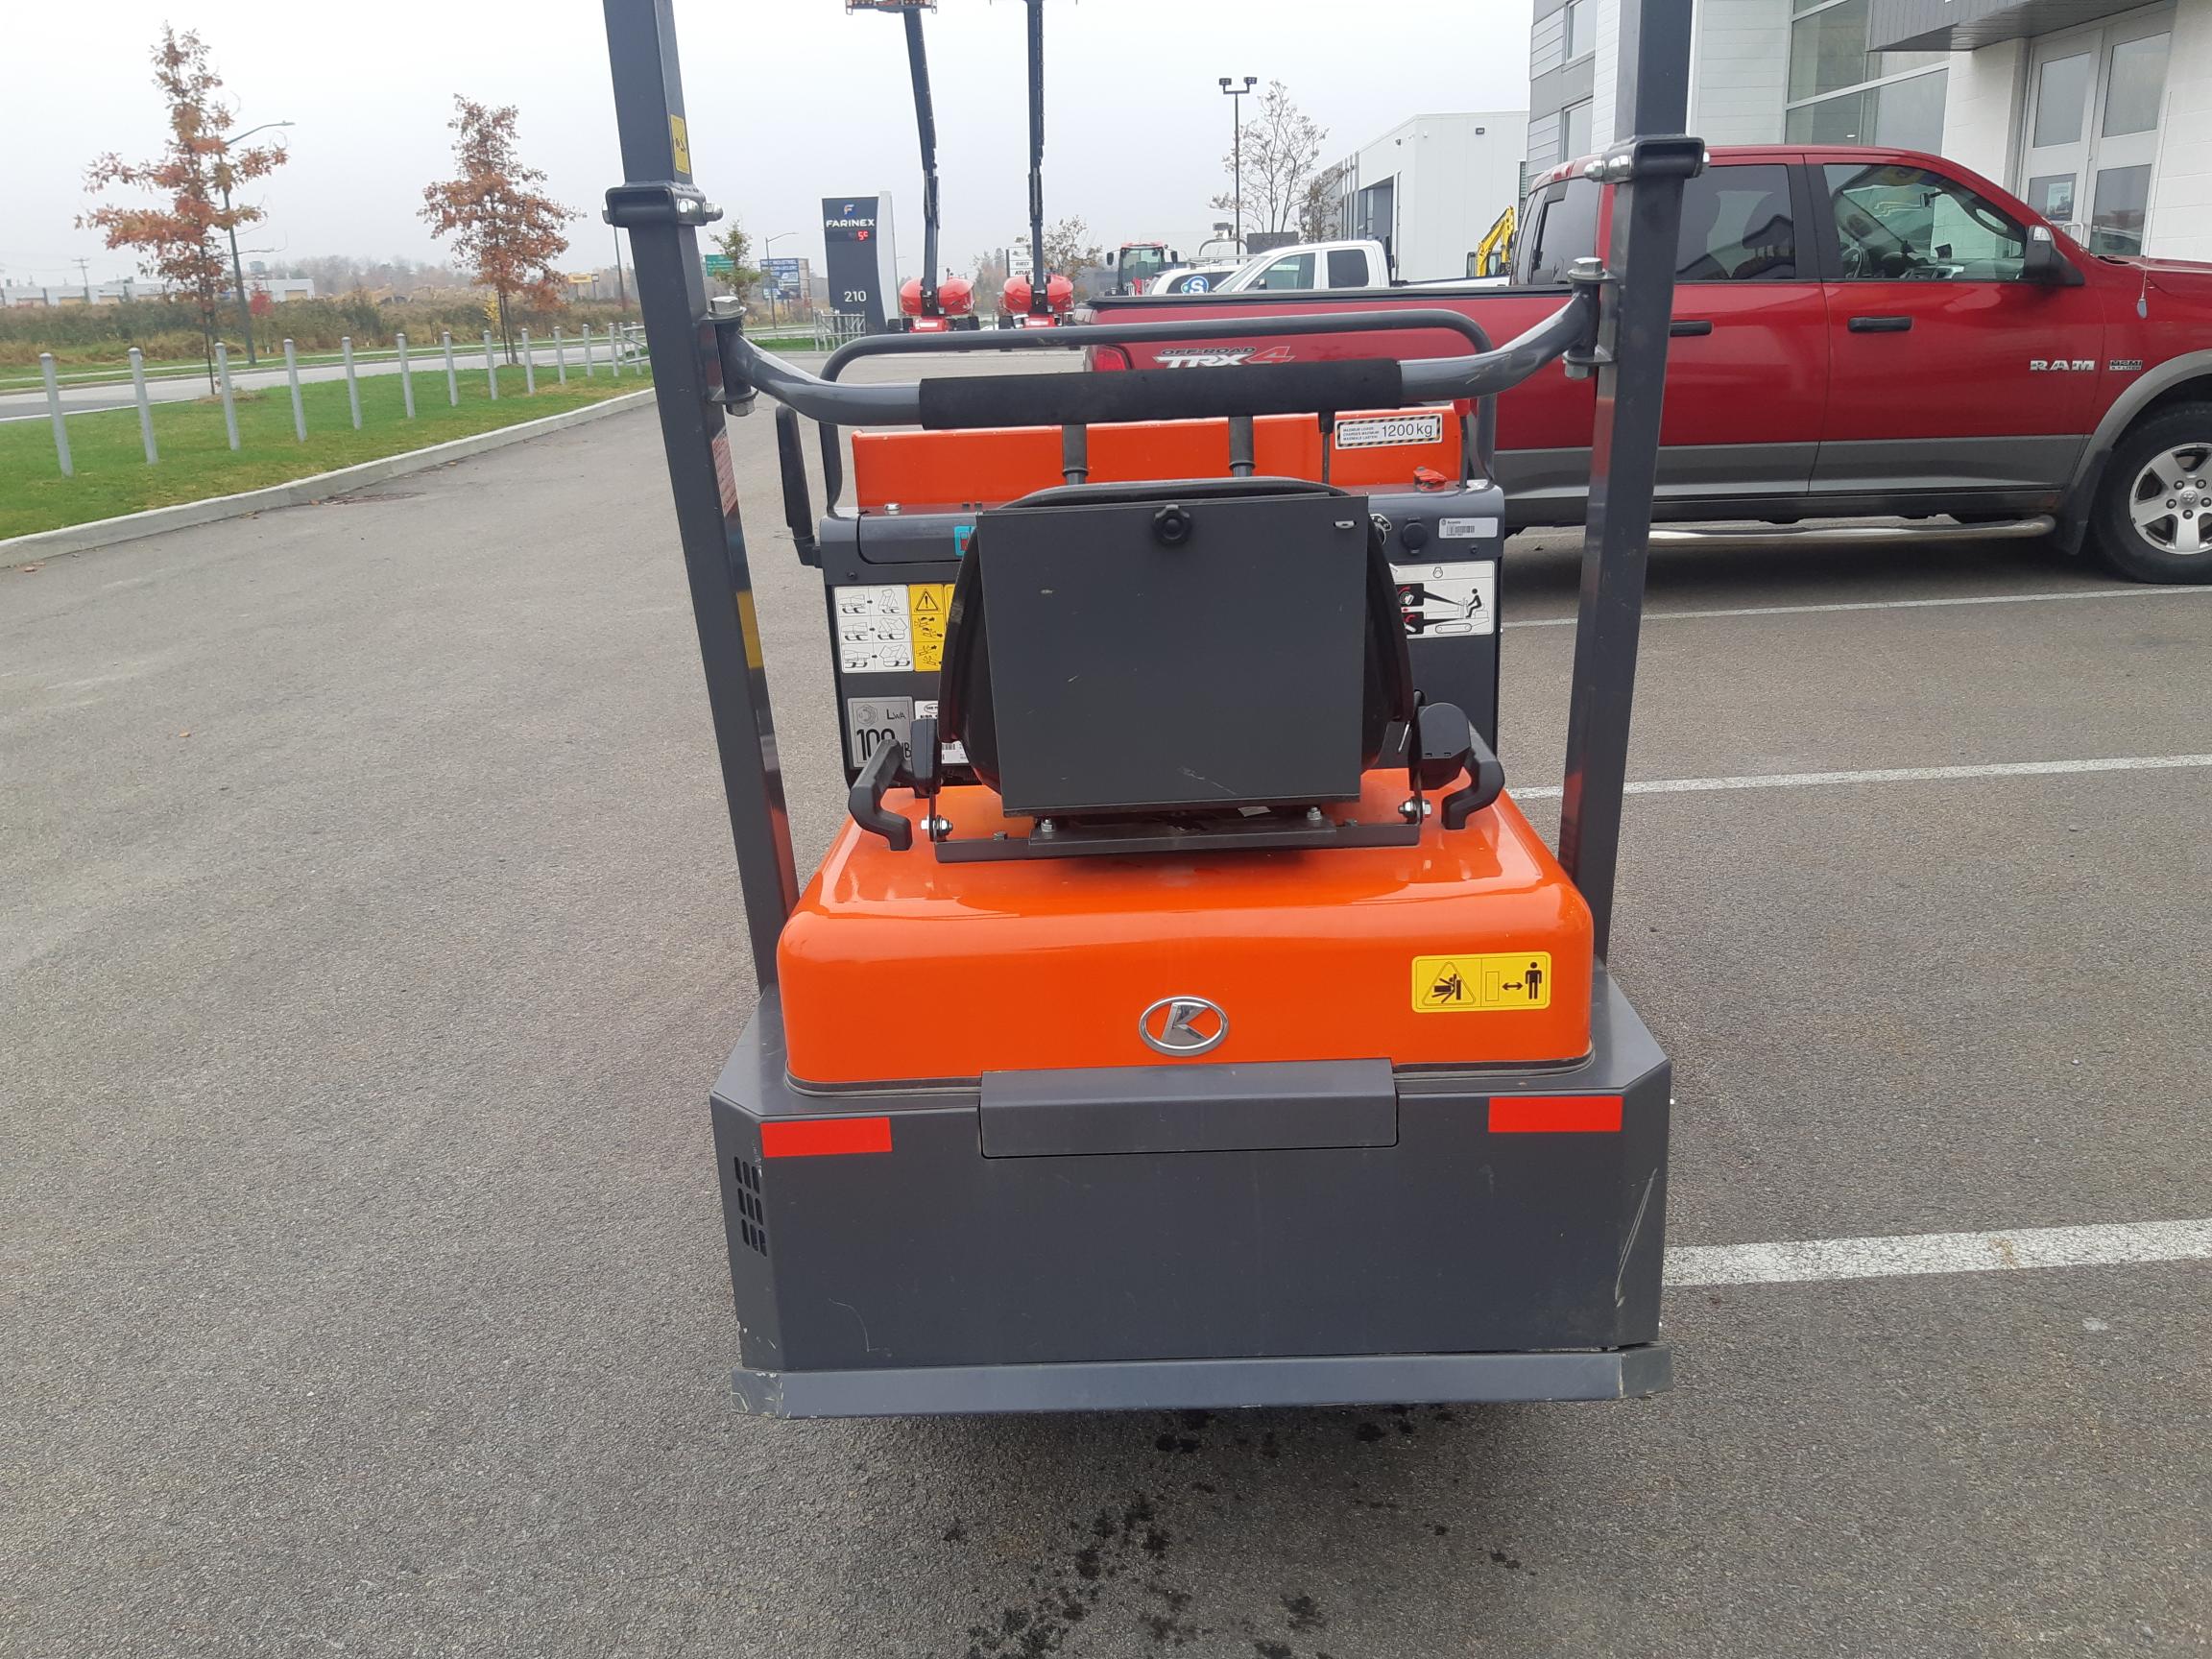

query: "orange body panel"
(851, 410), (1461, 513)
(778, 776), (1592, 1087)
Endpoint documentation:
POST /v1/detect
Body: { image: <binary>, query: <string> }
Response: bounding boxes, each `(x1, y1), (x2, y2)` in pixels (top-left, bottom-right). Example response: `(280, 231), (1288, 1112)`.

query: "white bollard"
(444, 330), (458, 406)
(130, 347), (157, 464)
(555, 325), (567, 385)
(40, 353), (71, 477)
(582, 323), (594, 379)
(216, 342), (240, 451)
(397, 332), (415, 419)
(521, 326), (535, 395)
(484, 329), (498, 400)
(284, 338), (305, 442)
(612, 325), (623, 379)
(342, 336), (362, 430)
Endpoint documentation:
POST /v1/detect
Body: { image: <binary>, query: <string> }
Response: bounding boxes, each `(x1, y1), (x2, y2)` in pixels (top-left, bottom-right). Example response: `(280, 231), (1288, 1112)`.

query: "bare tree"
(1299, 160), (1350, 242)
(1211, 82), (1329, 239)
(1043, 217), (1104, 279)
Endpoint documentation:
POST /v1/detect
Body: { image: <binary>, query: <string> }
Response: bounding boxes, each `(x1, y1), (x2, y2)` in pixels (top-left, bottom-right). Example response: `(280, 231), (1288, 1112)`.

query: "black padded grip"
(916, 360), (1406, 431)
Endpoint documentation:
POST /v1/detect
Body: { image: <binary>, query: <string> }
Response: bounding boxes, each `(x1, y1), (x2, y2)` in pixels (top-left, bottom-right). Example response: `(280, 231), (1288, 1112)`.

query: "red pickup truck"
(1080, 146), (2212, 585)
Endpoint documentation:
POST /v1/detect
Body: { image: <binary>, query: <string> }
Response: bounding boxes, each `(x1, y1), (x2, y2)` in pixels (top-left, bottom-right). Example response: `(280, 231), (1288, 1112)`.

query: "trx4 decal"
(1153, 345), (1297, 369)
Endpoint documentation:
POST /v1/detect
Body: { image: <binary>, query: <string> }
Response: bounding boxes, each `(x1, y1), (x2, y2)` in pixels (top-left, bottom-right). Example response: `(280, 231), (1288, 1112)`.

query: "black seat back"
(938, 477), (1413, 817)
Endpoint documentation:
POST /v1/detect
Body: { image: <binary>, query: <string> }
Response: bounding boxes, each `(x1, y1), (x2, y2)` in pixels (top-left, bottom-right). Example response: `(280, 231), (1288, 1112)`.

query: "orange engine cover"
(778, 778), (1593, 1088)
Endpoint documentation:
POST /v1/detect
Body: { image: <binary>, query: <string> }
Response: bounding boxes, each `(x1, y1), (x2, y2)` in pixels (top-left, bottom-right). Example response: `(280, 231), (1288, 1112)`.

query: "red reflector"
(1488, 1095), (1623, 1133)
(759, 1117), (894, 1158)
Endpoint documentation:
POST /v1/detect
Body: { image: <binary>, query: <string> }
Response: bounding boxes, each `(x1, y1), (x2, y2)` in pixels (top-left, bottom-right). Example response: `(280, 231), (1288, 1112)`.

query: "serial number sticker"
(915, 700), (968, 766)
(1391, 561), (1496, 637)
(1334, 413), (1444, 449)
(1437, 516), (1499, 540)
(1411, 952), (1552, 1013)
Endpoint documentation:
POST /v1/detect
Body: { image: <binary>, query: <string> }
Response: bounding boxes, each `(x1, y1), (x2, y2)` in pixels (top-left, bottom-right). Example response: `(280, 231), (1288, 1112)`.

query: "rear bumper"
(709, 970), (1671, 1417)
(733, 1344), (1672, 1418)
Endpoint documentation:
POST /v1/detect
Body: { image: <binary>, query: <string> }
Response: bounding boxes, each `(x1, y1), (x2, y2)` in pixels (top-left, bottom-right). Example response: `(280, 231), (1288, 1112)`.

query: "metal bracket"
(709, 302), (757, 416)
(602, 180), (722, 228)
(1581, 134), (1706, 185)
(1561, 257), (1613, 381)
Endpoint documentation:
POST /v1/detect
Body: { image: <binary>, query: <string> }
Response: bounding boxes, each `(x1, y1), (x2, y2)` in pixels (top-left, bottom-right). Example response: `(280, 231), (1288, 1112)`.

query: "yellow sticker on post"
(1410, 952), (1552, 1012)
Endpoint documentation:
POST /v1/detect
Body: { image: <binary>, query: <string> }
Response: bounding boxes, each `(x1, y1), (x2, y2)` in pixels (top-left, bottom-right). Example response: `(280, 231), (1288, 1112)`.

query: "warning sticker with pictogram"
(1410, 951), (1552, 1012)
(1391, 561), (1496, 638)
(907, 583), (953, 672)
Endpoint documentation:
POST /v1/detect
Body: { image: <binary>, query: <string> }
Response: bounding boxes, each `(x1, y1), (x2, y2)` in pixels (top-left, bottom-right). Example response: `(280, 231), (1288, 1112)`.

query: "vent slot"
(733, 1157), (770, 1257)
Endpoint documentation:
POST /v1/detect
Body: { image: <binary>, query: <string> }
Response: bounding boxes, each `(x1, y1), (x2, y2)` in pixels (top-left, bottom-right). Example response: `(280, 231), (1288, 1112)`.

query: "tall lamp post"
(763, 229), (797, 327)
(217, 119), (292, 365)
(1218, 76), (1256, 254)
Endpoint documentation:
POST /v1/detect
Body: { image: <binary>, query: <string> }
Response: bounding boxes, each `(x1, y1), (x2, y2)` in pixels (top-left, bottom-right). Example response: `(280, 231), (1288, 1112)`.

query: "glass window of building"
(1784, 0), (1946, 150)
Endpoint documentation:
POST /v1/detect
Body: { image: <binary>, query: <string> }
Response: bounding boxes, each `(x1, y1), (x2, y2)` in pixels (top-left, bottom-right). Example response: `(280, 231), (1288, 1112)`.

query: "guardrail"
(28, 322), (650, 479)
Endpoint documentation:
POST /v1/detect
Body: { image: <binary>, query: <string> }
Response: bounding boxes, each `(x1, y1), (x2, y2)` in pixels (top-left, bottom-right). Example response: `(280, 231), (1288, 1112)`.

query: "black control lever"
(848, 740), (916, 852)
(1441, 725), (1506, 829)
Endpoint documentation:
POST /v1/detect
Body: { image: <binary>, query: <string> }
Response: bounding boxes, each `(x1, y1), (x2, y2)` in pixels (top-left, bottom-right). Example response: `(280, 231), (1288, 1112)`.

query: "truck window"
(1676, 165), (1797, 280)
(1327, 248), (1370, 287)
(1523, 180), (1599, 282)
(1255, 252), (1315, 291)
(1824, 162), (2028, 281)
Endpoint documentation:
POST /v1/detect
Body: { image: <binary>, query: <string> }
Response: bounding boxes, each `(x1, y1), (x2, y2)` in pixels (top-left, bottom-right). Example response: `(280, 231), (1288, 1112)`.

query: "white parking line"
(1513, 753), (2212, 802)
(1667, 1217), (2212, 1286)
(1509, 584), (2212, 629)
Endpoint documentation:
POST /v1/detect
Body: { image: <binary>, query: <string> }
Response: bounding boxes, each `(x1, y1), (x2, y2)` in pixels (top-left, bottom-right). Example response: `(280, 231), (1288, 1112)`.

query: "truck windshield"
(1118, 247), (1168, 292)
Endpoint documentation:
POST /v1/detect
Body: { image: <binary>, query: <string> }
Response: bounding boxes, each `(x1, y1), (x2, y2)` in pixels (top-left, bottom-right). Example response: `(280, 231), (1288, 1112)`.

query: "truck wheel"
(2093, 405), (2212, 583)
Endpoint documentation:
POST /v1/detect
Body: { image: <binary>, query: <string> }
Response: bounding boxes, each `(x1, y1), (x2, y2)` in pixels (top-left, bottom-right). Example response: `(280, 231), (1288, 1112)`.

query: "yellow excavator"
(1468, 204), (1515, 278)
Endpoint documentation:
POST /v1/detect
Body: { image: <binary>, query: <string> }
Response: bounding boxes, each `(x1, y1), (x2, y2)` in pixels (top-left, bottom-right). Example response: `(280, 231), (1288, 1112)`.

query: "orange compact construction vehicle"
(603, 0), (1703, 1414)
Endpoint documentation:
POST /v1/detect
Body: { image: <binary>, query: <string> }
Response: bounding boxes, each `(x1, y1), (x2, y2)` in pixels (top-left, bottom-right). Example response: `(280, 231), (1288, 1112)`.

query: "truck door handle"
(1848, 315), (1912, 333)
(1669, 319), (1713, 337)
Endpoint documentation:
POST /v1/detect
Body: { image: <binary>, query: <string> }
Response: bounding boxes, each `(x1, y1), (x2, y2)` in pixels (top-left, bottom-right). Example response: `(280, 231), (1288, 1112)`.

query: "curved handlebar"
(726, 297), (1594, 443)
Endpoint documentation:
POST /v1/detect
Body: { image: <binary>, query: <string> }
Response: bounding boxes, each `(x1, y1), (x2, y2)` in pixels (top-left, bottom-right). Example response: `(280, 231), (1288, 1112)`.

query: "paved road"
(0, 337), (651, 421)
(5, 392), (2209, 1657)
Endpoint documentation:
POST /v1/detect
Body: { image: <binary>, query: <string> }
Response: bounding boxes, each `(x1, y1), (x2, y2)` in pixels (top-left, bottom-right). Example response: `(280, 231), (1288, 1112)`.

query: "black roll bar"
(723, 303), (1559, 490)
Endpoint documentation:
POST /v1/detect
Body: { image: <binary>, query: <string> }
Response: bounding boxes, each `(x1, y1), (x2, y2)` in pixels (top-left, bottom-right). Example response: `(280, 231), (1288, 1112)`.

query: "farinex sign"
(820, 195), (899, 333)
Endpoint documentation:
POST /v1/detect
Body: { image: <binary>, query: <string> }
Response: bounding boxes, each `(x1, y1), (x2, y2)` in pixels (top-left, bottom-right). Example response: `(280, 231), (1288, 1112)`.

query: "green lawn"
(2, 367), (651, 541)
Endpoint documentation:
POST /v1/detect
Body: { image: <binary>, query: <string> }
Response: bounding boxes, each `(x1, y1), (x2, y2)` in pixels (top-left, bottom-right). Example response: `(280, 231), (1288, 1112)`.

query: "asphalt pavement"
(5, 387), (2208, 1657)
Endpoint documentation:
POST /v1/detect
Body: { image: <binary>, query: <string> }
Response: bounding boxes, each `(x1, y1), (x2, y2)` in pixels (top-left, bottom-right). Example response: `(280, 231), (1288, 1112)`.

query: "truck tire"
(2091, 403), (2212, 583)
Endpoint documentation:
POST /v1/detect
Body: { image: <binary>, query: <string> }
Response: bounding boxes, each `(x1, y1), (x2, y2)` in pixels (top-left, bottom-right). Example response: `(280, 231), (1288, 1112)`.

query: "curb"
(2, 390), (655, 561)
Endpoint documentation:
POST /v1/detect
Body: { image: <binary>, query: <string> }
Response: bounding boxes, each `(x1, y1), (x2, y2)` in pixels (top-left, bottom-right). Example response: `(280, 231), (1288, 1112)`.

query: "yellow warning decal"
(907, 583), (953, 672)
(668, 114), (691, 176)
(1411, 952), (1552, 1012)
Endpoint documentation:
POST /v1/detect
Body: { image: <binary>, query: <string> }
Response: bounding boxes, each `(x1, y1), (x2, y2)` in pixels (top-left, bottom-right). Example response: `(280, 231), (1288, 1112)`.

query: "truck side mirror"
(1104, 250), (1118, 270)
(2025, 223), (2084, 287)
(1169, 249), (1181, 263)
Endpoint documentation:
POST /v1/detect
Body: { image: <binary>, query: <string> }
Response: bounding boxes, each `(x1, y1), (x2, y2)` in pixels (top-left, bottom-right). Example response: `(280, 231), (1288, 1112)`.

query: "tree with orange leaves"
(81, 27), (288, 389)
(421, 99), (577, 363)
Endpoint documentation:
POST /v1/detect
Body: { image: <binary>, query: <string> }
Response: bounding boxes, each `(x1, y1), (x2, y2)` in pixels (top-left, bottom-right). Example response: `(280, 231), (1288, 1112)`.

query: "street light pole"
(217, 119), (293, 367)
(1218, 76), (1256, 254)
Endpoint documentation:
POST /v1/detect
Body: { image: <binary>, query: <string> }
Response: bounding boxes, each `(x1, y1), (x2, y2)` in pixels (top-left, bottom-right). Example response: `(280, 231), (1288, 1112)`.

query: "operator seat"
(936, 476), (1416, 820)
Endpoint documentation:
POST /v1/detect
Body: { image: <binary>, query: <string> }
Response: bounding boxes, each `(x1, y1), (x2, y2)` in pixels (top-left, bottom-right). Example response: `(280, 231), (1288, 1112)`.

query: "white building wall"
(1343, 112), (1529, 281)
(1592, 0), (1623, 141)
(1939, 38), (2026, 186)
(2148, 0), (2212, 259)
(1690, 0), (1791, 142)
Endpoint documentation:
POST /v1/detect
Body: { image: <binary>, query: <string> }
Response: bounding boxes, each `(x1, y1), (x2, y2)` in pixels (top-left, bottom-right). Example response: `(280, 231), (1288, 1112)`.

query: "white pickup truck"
(1206, 238), (1393, 293)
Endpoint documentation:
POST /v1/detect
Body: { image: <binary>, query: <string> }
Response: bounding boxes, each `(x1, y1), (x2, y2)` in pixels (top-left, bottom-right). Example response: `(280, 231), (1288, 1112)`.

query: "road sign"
(703, 254), (735, 276)
(763, 256), (803, 298)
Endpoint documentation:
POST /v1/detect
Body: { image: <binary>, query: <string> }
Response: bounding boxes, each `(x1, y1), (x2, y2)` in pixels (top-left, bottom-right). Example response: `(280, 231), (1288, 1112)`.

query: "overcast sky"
(1, 0), (1534, 290)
